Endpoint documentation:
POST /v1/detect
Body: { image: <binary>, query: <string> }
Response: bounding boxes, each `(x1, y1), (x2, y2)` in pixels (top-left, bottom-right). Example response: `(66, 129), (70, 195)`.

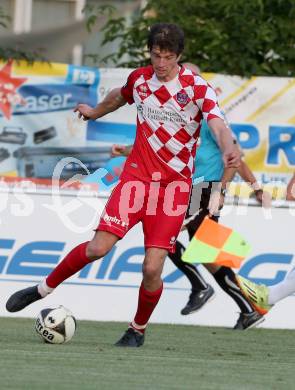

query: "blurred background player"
(236, 172), (294, 317)
(169, 124), (269, 329)
(171, 63), (269, 330)
(6, 23), (240, 348)
(286, 172), (295, 201)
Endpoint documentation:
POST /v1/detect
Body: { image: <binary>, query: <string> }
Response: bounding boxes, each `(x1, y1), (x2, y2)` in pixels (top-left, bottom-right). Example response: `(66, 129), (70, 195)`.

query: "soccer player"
(6, 23), (240, 347)
(111, 62), (266, 329)
(236, 270), (295, 315)
(111, 126), (265, 330)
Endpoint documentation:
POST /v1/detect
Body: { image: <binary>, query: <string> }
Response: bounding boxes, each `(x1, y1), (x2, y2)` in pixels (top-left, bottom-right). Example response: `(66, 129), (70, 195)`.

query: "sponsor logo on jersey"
(144, 106), (185, 124)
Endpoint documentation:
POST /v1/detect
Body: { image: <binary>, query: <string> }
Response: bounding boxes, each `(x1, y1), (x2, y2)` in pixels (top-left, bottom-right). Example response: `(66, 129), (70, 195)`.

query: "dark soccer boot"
(6, 285), (42, 312)
(181, 285), (215, 315)
(233, 311), (264, 330)
(115, 328), (145, 347)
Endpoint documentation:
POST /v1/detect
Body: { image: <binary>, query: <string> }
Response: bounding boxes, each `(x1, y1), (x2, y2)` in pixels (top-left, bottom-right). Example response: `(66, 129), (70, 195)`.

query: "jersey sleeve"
(193, 77), (224, 122)
(121, 69), (138, 105)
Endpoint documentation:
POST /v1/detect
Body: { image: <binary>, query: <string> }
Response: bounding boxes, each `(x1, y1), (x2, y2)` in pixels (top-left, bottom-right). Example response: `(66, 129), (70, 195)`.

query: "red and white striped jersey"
(121, 65), (223, 184)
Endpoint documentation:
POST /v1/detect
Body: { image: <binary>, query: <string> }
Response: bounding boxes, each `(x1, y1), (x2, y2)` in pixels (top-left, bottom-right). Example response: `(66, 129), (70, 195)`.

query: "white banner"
(0, 187), (294, 329)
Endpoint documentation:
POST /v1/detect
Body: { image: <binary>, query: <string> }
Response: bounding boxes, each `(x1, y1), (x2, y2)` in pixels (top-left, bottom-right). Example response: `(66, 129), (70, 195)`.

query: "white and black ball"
(35, 305), (76, 344)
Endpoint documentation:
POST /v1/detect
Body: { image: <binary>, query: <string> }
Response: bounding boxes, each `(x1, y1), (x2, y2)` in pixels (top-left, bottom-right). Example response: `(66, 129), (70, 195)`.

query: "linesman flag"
(181, 217), (251, 268)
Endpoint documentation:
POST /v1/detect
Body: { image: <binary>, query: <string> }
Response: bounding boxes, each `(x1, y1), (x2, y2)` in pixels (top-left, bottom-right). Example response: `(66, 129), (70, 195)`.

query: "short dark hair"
(147, 23), (184, 56)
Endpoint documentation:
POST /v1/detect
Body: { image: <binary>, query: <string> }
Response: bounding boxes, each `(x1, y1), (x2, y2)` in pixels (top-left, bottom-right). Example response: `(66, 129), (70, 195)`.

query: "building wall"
(0, 0), (141, 66)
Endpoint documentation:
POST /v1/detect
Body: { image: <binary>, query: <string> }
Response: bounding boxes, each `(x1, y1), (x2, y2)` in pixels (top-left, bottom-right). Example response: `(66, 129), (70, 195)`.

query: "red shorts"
(97, 174), (191, 252)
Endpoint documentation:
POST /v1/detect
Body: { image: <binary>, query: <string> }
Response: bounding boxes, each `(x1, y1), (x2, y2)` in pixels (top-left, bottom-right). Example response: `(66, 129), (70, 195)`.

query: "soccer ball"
(35, 305), (76, 344)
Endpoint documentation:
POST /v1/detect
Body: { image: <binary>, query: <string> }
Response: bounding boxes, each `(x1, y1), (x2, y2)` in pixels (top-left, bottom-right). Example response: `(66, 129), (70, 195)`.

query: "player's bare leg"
(115, 247), (167, 347)
(6, 231), (119, 312)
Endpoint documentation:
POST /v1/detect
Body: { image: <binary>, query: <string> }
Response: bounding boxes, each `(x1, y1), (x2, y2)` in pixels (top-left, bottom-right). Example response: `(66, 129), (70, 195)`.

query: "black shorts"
(185, 182), (219, 240)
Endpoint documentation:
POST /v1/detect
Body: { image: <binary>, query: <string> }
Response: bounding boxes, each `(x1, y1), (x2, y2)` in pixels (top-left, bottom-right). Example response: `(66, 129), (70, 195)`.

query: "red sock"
(131, 281), (163, 334)
(46, 242), (91, 288)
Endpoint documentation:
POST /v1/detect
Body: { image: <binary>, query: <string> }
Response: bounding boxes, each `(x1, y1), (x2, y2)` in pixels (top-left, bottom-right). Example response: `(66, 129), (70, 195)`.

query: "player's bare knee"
(86, 231), (118, 260)
(86, 241), (110, 260)
(143, 262), (161, 281)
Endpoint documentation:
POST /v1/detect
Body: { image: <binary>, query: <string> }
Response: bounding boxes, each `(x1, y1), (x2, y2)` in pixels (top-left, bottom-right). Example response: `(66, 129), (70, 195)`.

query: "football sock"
(45, 242), (90, 289)
(131, 281), (163, 334)
(38, 280), (54, 297)
(168, 241), (208, 291)
(213, 267), (254, 314)
(268, 267), (295, 305)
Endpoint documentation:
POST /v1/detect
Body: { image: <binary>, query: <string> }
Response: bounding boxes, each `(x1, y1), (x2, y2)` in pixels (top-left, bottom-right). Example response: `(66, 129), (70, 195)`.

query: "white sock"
(130, 321), (146, 333)
(37, 280), (54, 298)
(268, 268), (295, 305)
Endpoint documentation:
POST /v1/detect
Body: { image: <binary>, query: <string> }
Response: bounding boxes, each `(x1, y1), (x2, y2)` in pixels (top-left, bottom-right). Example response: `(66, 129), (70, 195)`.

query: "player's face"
(150, 47), (181, 82)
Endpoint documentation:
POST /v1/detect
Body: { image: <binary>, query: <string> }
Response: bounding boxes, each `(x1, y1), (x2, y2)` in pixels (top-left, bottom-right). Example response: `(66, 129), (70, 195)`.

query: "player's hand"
(223, 149), (241, 168)
(286, 192), (295, 201)
(111, 144), (127, 157)
(254, 189), (272, 208)
(74, 104), (96, 121)
(254, 189), (263, 203)
(208, 191), (224, 217)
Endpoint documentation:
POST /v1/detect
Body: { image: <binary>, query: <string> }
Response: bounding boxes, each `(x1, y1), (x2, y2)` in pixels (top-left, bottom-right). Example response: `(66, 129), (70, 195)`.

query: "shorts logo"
(176, 92), (189, 105)
(169, 236), (176, 245)
(103, 213), (128, 228)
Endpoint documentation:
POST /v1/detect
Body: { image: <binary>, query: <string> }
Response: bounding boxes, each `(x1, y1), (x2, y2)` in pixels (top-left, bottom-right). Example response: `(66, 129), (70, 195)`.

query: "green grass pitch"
(0, 317), (294, 390)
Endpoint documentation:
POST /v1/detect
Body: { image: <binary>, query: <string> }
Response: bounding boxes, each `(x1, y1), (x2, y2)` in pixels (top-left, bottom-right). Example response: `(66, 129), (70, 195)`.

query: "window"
(31, 0), (76, 31)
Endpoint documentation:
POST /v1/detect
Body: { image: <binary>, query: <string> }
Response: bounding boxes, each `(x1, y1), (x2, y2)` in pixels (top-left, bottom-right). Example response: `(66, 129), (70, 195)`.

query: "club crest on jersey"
(176, 92), (189, 105)
(138, 84), (149, 98)
(139, 85), (147, 92)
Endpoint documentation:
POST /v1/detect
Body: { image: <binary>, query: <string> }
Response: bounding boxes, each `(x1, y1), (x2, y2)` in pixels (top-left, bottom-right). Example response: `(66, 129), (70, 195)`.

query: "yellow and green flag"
(181, 217), (251, 268)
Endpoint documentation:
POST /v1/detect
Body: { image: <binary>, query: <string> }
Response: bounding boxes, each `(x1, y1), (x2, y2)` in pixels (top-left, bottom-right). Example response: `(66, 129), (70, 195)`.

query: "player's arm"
(238, 160), (262, 200)
(111, 144), (133, 157)
(237, 160), (271, 205)
(221, 166), (237, 191)
(238, 160), (259, 189)
(286, 173), (295, 201)
(74, 88), (127, 121)
(208, 147), (238, 216)
(208, 118), (241, 168)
